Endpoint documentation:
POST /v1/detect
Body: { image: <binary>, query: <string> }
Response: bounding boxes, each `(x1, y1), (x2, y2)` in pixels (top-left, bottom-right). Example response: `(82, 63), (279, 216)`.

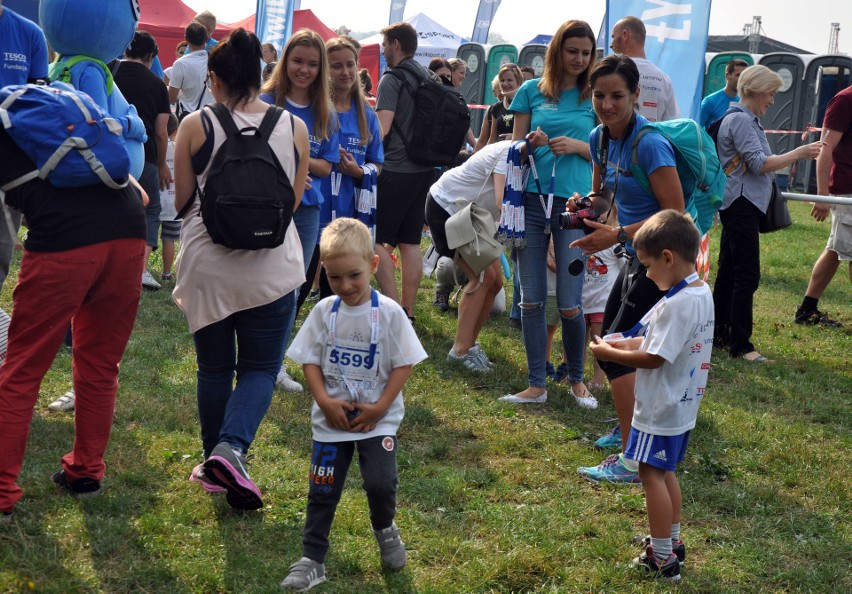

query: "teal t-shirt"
(510, 79), (595, 198)
(699, 88), (738, 128)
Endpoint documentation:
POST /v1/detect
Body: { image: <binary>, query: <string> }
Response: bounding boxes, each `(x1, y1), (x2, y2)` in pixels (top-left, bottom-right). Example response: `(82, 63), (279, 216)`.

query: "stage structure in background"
(256, 0), (296, 54)
(602, 0), (712, 120)
(389, 0), (407, 25)
(471, 0), (502, 44)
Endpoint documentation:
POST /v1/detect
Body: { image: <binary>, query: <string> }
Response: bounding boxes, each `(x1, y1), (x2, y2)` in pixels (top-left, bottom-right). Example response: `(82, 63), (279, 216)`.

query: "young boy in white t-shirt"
(590, 210), (714, 582)
(283, 218), (427, 592)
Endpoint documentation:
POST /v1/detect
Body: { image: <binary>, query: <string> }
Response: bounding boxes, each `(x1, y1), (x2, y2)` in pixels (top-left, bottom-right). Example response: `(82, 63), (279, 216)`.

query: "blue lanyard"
(329, 288), (379, 402)
(526, 139), (556, 234)
(602, 272), (700, 342)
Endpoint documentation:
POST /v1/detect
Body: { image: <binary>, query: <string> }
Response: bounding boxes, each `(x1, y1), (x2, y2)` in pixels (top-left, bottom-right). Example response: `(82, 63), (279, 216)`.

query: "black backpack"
(180, 103), (297, 250)
(387, 61), (471, 166)
(705, 105), (743, 146)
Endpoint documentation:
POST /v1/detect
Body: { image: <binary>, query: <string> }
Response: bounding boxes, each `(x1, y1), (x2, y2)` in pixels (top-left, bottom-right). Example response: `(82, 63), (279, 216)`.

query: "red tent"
(139, 0), (339, 68)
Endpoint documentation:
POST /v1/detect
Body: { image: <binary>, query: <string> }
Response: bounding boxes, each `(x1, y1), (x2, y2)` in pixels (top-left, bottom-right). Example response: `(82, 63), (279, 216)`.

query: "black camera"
(558, 196), (599, 234)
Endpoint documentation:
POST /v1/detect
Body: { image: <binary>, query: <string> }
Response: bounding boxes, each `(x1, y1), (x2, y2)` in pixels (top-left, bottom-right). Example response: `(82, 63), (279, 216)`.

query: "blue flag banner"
(256, 0), (296, 54)
(603, 0), (711, 120)
(389, 1), (407, 25)
(471, 0), (502, 44)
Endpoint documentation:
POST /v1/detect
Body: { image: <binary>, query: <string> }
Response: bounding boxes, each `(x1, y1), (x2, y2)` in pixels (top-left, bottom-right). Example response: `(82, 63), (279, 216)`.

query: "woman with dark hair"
(503, 20), (597, 408)
(173, 28), (310, 509)
(428, 57), (452, 86)
(713, 65), (822, 361)
(572, 54), (686, 484)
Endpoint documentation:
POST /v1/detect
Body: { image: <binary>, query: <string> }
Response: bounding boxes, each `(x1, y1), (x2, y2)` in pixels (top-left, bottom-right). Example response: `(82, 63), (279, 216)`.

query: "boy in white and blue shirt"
(283, 218), (427, 591)
(590, 210), (714, 582)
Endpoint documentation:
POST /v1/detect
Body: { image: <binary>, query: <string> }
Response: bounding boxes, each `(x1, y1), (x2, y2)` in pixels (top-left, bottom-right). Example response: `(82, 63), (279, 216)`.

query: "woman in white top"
(172, 29), (310, 510)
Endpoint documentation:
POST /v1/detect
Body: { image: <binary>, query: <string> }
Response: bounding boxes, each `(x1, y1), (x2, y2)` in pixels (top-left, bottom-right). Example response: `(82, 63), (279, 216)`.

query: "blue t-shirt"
(589, 115), (682, 253)
(260, 93), (341, 207)
(319, 101), (384, 228)
(510, 79), (595, 198)
(0, 7), (48, 86)
(699, 88), (738, 128)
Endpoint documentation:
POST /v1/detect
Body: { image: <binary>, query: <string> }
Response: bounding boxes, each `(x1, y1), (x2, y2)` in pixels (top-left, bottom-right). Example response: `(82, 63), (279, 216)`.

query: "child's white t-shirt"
(287, 292), (427, 443)
(582, 245), (626, 314)
(159, 140), (177, 221)
(633, 283), (714, 436)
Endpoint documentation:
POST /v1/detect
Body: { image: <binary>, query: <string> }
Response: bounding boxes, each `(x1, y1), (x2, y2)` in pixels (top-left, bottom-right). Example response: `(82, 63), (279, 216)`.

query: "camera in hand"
(558, 196), (599, 234)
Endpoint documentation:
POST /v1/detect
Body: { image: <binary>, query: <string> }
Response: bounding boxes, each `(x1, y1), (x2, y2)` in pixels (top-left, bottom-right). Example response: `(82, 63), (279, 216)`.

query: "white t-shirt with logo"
(287, 293), (427, 442)
(169, 50), (213, 114)
(633, 284), (714, 435)
(632, 57), (680, 122)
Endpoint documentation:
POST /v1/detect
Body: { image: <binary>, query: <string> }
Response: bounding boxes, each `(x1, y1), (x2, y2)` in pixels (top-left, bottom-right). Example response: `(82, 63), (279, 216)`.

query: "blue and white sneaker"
(577, 453), (641, 484)
(594, 424), (622, 449)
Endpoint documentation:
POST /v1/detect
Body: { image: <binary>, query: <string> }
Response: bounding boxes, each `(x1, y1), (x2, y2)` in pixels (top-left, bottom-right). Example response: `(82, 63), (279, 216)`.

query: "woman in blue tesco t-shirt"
(314, 37), (384, 299)
(501, 20), (597, 408)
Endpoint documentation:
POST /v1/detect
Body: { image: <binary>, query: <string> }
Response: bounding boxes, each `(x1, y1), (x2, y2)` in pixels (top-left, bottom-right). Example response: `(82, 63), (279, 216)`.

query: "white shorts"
(826, 201), (852, 261)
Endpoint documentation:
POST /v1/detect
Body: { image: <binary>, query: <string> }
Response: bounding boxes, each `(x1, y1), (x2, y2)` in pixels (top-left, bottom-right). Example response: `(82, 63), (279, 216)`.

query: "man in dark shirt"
(114, 30), (172, 291)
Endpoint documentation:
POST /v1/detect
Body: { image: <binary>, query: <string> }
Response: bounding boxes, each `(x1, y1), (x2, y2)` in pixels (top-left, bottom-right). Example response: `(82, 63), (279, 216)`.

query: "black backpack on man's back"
(180, 103), (297, 250)
(387, 61), (471, 166)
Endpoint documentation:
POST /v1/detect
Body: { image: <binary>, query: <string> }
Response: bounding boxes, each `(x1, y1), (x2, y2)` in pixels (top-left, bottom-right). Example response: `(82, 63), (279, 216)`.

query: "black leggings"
(599, 258), (666, 381)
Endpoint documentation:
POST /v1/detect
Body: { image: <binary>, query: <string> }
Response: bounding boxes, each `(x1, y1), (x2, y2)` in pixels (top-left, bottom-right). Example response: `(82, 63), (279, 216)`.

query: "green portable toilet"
(484, 44), (519, 105)
(705, 52), (753, 96)
(458, 43), (488, 137)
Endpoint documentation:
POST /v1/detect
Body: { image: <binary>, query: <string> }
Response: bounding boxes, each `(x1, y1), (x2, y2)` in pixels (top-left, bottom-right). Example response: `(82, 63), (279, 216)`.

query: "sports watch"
(617, 226), (628, 245)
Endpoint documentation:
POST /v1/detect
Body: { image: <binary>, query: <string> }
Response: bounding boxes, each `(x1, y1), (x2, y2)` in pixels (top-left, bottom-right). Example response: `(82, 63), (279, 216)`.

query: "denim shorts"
(624, 428), (691, 472)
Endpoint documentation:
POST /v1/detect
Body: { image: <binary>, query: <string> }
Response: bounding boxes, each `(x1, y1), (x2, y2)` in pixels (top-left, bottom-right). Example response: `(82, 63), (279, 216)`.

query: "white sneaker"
(141, 270), (162, 291)
(48, 389), (75, 411)
(275, 368), (304, 392)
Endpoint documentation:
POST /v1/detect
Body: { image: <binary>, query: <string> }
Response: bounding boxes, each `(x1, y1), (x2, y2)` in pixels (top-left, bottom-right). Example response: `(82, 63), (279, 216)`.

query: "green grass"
(1, 200), (850, 593)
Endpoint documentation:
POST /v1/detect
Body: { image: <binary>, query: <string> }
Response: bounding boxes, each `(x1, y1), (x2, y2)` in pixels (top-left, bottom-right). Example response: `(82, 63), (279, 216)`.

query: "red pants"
(0, 239), (145, 511)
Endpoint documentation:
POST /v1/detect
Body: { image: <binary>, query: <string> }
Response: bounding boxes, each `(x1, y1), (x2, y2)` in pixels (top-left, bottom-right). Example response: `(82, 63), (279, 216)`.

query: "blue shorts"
(624, 428), (691, 472)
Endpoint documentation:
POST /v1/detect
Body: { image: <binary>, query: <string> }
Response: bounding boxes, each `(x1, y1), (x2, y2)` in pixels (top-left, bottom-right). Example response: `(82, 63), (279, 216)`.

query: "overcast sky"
(184, 0), (850, 55)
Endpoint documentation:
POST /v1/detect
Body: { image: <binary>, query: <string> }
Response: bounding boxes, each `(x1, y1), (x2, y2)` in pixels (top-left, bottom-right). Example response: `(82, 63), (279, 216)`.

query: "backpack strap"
(50, 55), (115, 95)
(209, 103), (240, 136)
(257, 105), (285, 141)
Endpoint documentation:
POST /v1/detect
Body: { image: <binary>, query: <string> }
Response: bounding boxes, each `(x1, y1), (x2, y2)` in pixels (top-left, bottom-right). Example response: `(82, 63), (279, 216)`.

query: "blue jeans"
(510, 249), (521, 321)
(193, 292), (295, 457)
(138, 161), (162, 249)
(516, 194), (586, 388)
(293, 205), (321, 276)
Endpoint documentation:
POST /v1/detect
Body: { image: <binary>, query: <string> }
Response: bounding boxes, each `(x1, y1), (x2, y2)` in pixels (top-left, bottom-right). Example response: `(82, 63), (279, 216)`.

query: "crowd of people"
(0, 2), (849, 589)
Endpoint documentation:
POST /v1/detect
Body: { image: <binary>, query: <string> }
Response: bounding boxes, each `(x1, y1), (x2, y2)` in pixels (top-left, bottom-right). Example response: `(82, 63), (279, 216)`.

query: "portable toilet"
(484, 44), (519, 105)
(704, 52), (753, 96)
(519, 45), (547, 81)
(758, 53), (807, 157)
(457, 43), (488, 137)
(793, 55), (852, 191)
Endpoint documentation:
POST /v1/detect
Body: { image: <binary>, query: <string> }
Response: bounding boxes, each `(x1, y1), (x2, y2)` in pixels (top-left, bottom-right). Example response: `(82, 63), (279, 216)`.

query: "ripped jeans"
(516, 194), (586, 388)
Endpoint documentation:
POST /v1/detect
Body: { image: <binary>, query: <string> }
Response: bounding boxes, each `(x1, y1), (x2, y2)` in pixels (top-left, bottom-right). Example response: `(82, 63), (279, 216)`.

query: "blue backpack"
(0, 82), (131, 191)
(628, 119), (726, 236)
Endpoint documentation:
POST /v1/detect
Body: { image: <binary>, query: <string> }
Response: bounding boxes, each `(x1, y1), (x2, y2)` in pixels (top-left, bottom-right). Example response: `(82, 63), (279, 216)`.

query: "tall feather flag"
(471, 0), (502, 44)
(602, 0), (712, 119)
(389, 0), (407, 24)
(256, 0), (296, 54)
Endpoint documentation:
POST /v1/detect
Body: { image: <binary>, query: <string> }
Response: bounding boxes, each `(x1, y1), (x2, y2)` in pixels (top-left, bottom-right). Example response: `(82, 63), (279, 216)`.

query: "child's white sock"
(619, 453), (639, 472)
(671, 523), (681, 543)
(650, 536), (672, 563)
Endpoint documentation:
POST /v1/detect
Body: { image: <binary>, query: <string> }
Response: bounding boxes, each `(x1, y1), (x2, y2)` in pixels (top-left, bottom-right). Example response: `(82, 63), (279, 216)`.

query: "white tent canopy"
(360, 13), (465, 67)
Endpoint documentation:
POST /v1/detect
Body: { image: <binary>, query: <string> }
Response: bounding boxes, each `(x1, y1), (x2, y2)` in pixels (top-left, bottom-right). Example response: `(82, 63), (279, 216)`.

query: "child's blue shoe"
(577, 453), (641, 484)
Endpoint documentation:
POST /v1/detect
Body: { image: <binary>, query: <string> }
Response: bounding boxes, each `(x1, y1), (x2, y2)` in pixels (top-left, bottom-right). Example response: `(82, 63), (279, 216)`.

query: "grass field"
(0, 200), (850, 593)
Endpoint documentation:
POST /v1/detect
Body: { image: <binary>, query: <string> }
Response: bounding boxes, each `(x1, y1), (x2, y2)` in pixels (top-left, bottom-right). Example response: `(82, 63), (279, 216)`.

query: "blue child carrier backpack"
(0, 82), (131, 192)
